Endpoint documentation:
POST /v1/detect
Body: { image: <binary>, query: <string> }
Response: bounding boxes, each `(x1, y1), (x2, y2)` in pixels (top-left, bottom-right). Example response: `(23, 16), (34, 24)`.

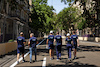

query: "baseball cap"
(50, 31), (53, 33)
(20, 32), (23, 35)
(67, 33), (70, 36)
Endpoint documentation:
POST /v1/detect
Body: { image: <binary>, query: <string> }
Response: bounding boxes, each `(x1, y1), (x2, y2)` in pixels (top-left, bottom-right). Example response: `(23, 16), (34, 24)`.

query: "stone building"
(0, 0), (30, 43)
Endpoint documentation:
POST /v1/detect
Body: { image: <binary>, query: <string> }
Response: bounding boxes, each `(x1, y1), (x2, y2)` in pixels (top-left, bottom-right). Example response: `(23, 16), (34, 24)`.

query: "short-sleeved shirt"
(65, 38), (72, 47)
(65, 38), (72, 44)
(48, 35), (54, 45)
(29, 37), (37, 48)
(71, 35), (78, 45)
(17, 36), (26, 48)
(55, 35), (62, 46)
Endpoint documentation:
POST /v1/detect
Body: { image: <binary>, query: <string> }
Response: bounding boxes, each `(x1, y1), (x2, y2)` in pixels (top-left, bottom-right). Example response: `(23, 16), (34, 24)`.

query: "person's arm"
(23, 37), (26, 44)
(28, 41), (30, 47)
(77, 39), (79, 47)
(36, 39), (39, 44)
(77, 36), (79, 46)
(46, 39), (49, 44)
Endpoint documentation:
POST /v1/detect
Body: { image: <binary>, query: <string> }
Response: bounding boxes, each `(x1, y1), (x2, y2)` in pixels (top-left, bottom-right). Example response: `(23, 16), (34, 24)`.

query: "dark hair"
(57, 32), (59, 34)
(73, 31), (76, 34)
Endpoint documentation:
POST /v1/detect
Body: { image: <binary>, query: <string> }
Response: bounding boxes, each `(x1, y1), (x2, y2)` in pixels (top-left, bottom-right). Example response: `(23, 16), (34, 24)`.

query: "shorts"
(48, 44), (54, 49)
(73, 44), (77, 49)
(17, 47), (24, 53)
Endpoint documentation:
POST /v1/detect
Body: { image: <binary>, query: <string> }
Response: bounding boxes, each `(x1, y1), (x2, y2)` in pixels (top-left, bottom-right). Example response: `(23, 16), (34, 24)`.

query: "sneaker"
(52, 57), (54, 59)
(50, 58), (52, 60)
(22, 60), (25, 62)
(30, 60), (32, 63)
(17, 61), (19, 64)
(74, 56), (76, 59)
(57, 59), (59, 61)
(59, 57), (61, 60)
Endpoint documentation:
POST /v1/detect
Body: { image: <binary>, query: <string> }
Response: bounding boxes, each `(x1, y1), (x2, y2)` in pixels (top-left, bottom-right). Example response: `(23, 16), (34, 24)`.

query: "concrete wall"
(0, 37), (43, 56)
(78, 37), (100, 42)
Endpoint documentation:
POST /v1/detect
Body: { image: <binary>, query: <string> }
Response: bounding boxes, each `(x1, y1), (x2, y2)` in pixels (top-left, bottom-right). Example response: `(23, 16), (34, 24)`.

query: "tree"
(56, 7), (81, 32)
(29, 0), (54, 33)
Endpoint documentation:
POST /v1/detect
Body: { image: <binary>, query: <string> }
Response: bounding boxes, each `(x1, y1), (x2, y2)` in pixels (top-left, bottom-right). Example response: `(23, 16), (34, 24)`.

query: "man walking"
(46, 31), (54, 60)
(17, 32), (26, 64)
(54, 32), (62, 60)
(28, 33), (38, 63)
(71, 31), (79, 59)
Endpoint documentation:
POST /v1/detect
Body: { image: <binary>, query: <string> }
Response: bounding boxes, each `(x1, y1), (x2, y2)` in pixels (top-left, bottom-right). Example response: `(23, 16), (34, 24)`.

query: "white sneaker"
(17, 61), (19, 64)
(50, 58), (52, 60)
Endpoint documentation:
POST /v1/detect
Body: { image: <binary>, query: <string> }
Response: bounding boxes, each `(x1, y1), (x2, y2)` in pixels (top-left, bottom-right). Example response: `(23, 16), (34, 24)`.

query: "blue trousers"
(29, 47), (37, 61)
(56, 45), (61, 59)
(67, 46), (72, 58)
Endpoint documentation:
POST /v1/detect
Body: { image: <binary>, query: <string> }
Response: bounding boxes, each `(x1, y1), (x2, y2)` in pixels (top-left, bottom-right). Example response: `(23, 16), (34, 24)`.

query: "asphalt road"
(1, 39), (100, 67)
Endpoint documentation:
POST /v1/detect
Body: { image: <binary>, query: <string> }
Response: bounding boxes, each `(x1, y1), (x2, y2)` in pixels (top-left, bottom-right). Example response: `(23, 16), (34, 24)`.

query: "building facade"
(0, 0), (30, 43)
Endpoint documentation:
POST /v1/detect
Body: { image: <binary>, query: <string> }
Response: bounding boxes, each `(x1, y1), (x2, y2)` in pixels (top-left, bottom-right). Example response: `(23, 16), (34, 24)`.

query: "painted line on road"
(10, 38), (46, 67)
(42, 57), (46, 67)
(10, 52), (29, 67)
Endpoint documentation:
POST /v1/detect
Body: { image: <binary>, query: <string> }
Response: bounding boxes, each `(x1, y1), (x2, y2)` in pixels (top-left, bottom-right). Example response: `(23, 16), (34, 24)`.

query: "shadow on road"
(78, 45), (100, 52)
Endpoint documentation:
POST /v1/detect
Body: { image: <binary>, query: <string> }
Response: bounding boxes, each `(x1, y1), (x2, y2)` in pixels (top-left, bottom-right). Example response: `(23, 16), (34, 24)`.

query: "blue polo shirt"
(17, 36), (26, 48)
(48, 35), (54, 45)
(29, 37), (37, 48)
(55, 35), (62, 46)
(65, 38), (72, 44)
(71, 35), (78, 45)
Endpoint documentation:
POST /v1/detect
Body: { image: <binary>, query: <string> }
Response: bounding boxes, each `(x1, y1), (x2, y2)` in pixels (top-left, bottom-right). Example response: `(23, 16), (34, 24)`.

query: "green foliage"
(29, 0), (54, 33)
(56, 7), (80, 31)
(77, 19), (86, 30)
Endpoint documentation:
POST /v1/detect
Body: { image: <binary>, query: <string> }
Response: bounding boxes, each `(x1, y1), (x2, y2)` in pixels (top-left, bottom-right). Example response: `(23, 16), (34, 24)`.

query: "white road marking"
(42, 57), (46, 67)
(10, 52), (29, 67)
(10, 38), (46, 67)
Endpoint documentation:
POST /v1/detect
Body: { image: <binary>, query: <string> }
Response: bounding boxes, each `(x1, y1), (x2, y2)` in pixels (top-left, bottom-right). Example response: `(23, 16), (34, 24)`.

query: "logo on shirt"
(18, 38), (22, 41)
(73, 36), (76, 38)
(67, 39), (71, 41)
(50, 37), (53, 39)
(32, 39), (36, 41)
(57, 37), (61, 39)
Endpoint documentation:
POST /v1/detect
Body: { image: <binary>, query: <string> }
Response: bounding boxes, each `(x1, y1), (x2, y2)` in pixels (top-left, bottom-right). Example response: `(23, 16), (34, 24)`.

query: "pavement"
(0, 39), (100, 67)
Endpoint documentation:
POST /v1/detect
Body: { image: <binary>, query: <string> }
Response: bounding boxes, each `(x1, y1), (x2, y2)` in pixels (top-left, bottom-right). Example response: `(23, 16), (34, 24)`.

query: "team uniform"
(55, 35), (62, 59)
(29, 37), (37, 61)
(71, 35), (78, 49)
(17, 36), (26, 54)
(48, 35), (54, 49)
(65, 38), (72, 59)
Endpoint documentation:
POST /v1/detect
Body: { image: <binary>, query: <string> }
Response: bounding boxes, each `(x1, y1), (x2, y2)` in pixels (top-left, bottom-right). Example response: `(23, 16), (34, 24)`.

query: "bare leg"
(17, 53), (20, 61)
(22, 53), (24, 60)
(51, 49), (54, 58)
(74, 49), (77, 57)
(49, 49), (52, 58)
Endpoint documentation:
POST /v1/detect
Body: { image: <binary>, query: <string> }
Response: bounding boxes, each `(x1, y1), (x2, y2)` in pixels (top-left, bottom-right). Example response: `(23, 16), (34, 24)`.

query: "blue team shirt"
(48, 35), (54, 45)
(65, 38), (72, 47)
(17, 36), (26, 48)
(65, 38), (72, 44)
(55, 35), (62, 45)
(71, 35), (78, 45)
(29, 37), (37, 48)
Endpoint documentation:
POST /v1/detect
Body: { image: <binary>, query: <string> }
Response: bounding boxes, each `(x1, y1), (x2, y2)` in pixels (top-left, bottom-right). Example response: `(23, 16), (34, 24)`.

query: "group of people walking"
(16, 30), (79, 64)
(47, 30), (79, 61)
(17, 32), (38, 64)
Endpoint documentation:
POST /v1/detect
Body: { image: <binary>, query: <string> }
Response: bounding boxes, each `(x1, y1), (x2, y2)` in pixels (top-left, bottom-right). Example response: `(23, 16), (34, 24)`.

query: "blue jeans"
(56, 45), (61, 59)
(67, 47), (72, 58)
(29, 47), (37, 61)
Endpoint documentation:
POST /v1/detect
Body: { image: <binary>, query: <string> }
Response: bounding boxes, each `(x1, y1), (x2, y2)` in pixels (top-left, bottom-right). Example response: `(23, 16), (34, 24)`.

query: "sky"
(47, 0), (69, 14)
